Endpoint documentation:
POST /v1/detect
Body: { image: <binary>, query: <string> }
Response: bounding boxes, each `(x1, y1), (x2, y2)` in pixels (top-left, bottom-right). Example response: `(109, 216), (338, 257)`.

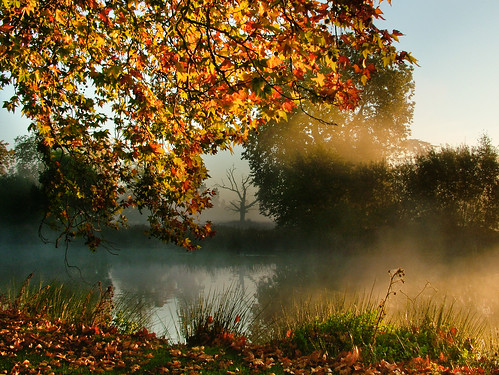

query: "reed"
(2, 274), (147, 334)
(176, 284), (254, 346)
(112, 291), (154, 334)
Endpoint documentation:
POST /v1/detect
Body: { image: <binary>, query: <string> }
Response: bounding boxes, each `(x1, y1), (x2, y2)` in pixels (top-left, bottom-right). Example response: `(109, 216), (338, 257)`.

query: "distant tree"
(248, 145), (397, 233)
(244, 53), (414, 229)
(13, 134), (43, 182)
(0, 174), (45, 224)
(0, 138), (45, 224)
(217, 166), (258, 224)
(266, 149), (354, 230)
(399, 135), (499, 231)
(347, 160), (399, 229)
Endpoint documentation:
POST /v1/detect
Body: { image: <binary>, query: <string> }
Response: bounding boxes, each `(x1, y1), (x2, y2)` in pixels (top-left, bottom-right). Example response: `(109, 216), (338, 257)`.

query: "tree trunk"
(239, 203), (246, 223)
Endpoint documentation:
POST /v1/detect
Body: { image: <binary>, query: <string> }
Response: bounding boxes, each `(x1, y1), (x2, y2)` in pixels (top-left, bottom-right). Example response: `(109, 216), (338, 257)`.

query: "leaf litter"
(1, 308), (498, 374)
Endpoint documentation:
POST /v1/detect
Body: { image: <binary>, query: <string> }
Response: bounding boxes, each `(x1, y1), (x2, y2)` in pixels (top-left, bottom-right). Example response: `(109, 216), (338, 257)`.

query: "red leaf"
(282, 100), (295, 112)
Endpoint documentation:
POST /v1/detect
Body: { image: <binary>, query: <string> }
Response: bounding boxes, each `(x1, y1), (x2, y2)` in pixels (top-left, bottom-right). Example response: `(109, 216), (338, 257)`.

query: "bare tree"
(217, 166), (258, 224)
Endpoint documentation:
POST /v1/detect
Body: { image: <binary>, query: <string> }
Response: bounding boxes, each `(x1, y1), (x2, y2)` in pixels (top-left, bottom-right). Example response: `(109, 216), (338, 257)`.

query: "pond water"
(2, 232), (499, 342)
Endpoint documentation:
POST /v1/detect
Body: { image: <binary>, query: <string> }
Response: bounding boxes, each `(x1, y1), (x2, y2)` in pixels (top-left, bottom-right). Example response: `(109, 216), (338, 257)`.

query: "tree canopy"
(0, 0), (415, 249)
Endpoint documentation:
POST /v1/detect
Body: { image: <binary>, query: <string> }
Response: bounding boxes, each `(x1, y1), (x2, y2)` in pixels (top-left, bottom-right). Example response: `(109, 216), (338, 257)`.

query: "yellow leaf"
(267, 55), (283, 69)
(55, 9), (64, 24)
(313, 73), (326, 86)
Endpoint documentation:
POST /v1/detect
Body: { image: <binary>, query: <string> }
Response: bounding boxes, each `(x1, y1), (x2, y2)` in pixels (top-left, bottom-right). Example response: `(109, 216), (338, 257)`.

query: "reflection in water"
(1, 239), (499, 341)
(109, 262), (275, 338)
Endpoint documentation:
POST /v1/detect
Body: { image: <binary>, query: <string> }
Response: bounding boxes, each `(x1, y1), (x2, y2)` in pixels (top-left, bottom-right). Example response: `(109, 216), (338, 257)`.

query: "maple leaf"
(282, 100), (296, 112)
(267, 55), (283, 69)
(313, 72), (326, 86)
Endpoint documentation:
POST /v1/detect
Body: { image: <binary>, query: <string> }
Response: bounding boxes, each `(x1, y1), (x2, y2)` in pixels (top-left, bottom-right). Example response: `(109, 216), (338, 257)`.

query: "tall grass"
(258, 272), (497, 367)
(258, 289), (378, 344)
(112, 291), (154, 334)
(2, 274), (111, 325)
(177, 285), (255, 346)
(1, 273), (150, 334)
(386, 294), (496, 364)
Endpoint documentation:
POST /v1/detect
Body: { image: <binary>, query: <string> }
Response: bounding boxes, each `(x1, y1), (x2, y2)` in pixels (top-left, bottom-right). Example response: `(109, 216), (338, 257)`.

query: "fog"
(1, 129), (498, 344)
(1, 221), (498, 341)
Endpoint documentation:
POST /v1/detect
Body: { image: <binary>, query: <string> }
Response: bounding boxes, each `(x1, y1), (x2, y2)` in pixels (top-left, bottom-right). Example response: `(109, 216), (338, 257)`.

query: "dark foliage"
(246, 134), (499, 236)
(0, 174), (45, 224)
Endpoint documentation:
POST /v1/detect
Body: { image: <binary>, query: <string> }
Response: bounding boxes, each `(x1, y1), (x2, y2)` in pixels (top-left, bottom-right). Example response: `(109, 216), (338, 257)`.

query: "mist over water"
(1, 225), (499, 340)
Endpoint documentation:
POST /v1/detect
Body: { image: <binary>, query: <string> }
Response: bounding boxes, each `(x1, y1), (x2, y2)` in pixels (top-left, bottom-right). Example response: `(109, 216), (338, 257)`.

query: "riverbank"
(1, 308), (498, 374)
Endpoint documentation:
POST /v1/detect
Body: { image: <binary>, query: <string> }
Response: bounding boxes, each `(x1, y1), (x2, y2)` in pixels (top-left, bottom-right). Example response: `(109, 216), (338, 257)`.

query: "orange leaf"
(292, 68), (304, 80)
(267, 55), (283, 69)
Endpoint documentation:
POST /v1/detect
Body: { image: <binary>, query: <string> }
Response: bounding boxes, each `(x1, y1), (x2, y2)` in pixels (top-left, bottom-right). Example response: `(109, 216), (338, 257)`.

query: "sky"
(1, 1), (498, 172)
(379, 0), (499, 147)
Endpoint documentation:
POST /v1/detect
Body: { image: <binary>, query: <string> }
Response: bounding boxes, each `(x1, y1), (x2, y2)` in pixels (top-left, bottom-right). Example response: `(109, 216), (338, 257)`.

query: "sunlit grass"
(0, 274), (150, 334)
(2, 274), (106, 325)
(256, 288), (378, 344)
(258, 283), (499, 368)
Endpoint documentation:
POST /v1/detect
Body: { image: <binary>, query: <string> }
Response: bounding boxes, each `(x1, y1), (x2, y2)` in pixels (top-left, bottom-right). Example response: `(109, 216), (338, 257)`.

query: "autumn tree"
(217, 166), (258, 224)
(0, 0), (415, 249)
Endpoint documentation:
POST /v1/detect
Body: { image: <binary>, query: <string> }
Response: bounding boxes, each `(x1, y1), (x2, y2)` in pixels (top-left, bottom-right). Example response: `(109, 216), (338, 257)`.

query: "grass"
(0, 273), (149, 334)
(111, 291), (154, 335)
(176, 284), (255, 347)
(1, 272), (499, 374)
(258, 269), (499, 370)
(1, 273), (111, 325)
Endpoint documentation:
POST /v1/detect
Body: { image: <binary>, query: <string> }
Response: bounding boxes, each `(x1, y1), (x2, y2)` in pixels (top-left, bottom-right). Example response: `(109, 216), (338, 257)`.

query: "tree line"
(2, 132), (498, 245)
(245, 134), (499, 236)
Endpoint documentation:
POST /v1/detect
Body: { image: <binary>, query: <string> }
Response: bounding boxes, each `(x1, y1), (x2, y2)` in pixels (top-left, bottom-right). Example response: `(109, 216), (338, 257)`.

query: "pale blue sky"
(1, 1), (498, 149)
(379, 0), (499, 146)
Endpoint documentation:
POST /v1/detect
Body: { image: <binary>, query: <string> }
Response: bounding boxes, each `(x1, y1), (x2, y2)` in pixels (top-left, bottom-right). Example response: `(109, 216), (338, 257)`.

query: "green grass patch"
(264, 271), (496, 369)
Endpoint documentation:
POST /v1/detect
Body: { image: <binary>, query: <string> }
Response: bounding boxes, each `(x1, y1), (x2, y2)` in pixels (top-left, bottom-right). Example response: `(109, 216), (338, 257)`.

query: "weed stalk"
(373, 268), (404, 343)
